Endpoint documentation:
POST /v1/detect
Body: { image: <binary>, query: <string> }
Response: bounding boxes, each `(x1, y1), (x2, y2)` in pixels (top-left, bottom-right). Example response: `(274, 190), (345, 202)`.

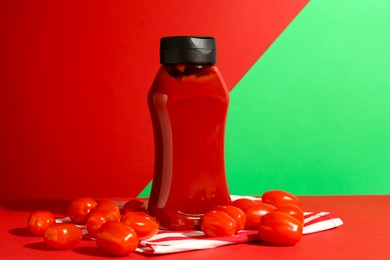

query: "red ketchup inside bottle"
(147, 36), (231, 230)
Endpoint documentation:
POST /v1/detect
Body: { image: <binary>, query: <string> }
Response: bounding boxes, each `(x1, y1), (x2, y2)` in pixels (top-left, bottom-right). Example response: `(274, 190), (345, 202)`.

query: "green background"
(140, 0), (390, 197)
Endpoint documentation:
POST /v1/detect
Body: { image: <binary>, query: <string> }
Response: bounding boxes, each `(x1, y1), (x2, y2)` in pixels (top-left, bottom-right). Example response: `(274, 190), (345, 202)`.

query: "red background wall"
(0, 0), (308, 199)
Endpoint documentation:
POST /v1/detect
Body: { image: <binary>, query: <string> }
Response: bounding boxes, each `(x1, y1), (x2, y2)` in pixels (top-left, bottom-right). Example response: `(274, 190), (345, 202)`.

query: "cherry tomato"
(275, 204), (305, 224)
(261, 190), (300, 207)
(258, 212), (303, 246)
(121, 212), (159, 240)
(94, 200), (120, 221)
(122, 199), (147, 214)
(231, 198), (258, 211)
(212, 205), (246, 231)
(44, 223), (82, 249)
(86, 208), (118, 237)
(67, 197), (97, 224)
(95, 221), (139, 256)
(244, 203), (276, 229)
(201, 211), (237, 237)
(27, 210), (55, 235)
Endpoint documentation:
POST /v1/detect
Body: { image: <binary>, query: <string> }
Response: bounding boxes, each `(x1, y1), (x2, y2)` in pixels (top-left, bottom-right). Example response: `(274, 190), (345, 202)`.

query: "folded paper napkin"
(135, 211), (343, 254)
(57, 195), (343, 255)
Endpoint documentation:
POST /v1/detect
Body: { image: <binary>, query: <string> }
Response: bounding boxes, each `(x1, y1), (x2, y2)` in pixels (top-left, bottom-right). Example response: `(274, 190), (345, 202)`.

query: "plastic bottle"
(147, 36), (231, 230)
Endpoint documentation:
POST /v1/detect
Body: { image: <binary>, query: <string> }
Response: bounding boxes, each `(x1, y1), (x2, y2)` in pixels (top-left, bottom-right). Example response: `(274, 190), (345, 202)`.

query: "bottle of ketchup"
(147, 36), (231, 230)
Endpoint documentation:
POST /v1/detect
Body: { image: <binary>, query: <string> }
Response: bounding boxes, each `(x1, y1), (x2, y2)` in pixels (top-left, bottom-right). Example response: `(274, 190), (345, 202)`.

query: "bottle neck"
(163, 63), (214, 78)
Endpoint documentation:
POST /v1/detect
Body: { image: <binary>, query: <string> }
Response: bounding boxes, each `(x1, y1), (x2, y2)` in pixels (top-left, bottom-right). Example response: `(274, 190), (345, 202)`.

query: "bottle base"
(149, 207), (204, 231)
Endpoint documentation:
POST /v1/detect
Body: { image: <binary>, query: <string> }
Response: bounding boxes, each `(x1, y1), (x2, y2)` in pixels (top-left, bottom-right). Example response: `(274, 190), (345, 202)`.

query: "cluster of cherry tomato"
(27, 197), (158, 255)
(26, 190), (304, 255)
(201, 190), (304, 246)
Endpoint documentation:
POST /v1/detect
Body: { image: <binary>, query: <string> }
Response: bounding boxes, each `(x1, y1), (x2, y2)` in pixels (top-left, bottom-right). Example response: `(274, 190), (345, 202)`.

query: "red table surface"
(1, 195), (389, 260)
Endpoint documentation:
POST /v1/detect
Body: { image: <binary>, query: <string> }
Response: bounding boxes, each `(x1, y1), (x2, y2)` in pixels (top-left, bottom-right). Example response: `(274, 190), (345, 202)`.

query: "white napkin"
(57, 196), (343, 255)
(136, 211), (343, 254)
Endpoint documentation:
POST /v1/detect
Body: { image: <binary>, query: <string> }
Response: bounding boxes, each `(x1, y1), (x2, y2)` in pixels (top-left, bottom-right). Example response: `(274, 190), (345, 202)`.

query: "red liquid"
(147, 64), (231, 230)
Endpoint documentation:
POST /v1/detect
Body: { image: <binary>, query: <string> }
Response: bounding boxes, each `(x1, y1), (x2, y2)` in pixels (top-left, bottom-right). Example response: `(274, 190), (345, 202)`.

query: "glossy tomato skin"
(121, 212), (159, 240)
(44, 223), (83, 249)
(258, 212), (303, 246)
(95, 221), (139, 256)
(27, 210), (56, 235)
(275, 204), (305, 224)
(201, 211), (237, 237)
(244, 203), (276, 230)
(261, 190), (300, 207)
(94, 200), (120, 221)
(86, 208), (119, 237)
(231, 198), (258, 211)
(122, 199), (147, 214)
(212, 205), (246, 231)
(67, 197), (97, 224)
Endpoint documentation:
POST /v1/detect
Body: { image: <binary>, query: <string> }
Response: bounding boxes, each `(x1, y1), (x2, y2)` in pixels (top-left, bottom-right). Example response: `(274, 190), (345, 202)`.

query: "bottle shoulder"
(149, 64), (229, 101)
